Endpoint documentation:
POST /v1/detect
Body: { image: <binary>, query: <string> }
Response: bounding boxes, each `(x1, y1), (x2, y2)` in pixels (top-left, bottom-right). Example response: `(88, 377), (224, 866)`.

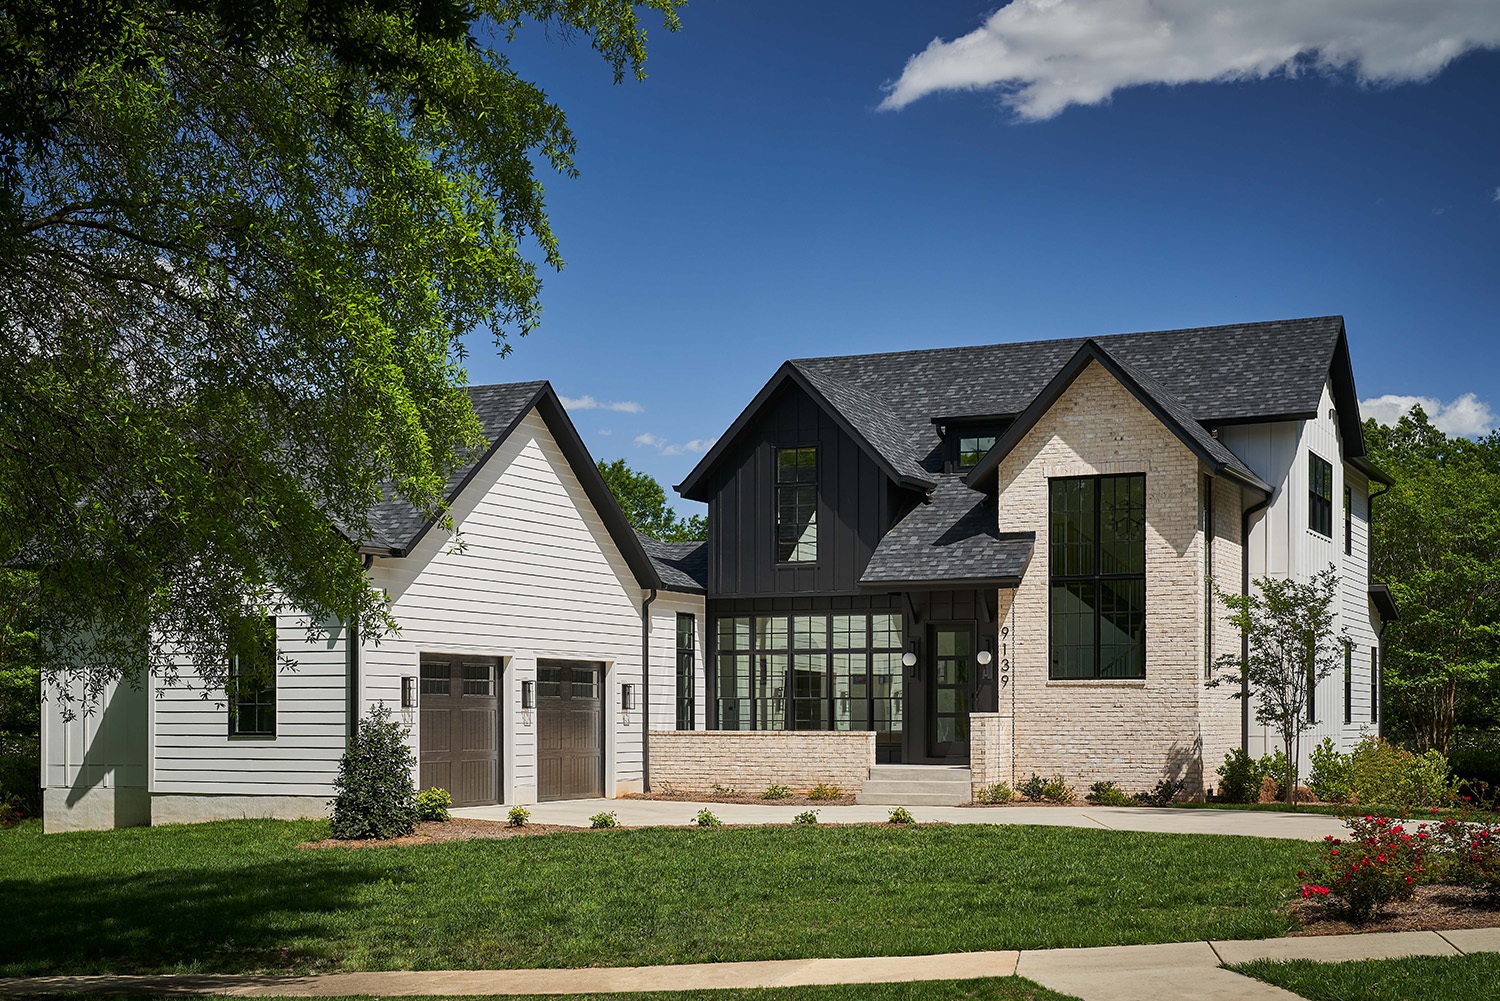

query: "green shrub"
(793, 809), (819, 825)
(589, 811), (619, 829)
(416, 787), (452, 822)
(1019, 773), (1047, 802)
(0, 739), (39, 820)
(1216, 748), (1266, 804)
(976, 781), (1014, 804)
(1304, 815), (1428, 923)
(760, 783), (790, 800)
(1342, 737), (1458, 808)
(1430, 815), (1500, 900)
(807, 782), (842, 801)
(1309, 738), (1355, 803)
(1264, 749), (1291, 801)
(506, 805), (530, 828)
(329, 703), (417, 840)
(694, 808), (722, 827)
(1086, 781), (1134, 807)
(1133, 778), (1186, 807)
(888, 806), (915, 825)
(710, 783), (739, 797)
(1450, 730), (1500, 793)
(1041, 775), (1076, 805)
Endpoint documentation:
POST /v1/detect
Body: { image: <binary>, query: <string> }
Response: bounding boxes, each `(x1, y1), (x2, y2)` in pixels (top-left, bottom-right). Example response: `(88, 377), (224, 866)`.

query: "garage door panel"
(418, 654), (500, 808)
(538, 660), (603, 801)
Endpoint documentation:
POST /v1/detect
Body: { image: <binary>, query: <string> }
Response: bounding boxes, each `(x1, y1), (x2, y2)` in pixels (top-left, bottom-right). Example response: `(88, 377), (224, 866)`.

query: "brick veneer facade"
(969, 713), (1011, 799)
(993, 360), (1245, 797)
(648, 730), (874, 796)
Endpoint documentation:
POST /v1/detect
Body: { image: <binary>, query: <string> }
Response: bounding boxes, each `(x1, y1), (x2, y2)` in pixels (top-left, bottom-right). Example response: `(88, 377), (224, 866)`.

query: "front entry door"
(537, 660), (604, 801)
(928, 625), (973, 760)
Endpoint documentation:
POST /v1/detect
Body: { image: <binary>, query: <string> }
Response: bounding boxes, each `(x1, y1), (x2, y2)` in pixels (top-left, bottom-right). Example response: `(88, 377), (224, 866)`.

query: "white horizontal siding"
(648, 596), (707, 735)
(42, 673), (149, 793)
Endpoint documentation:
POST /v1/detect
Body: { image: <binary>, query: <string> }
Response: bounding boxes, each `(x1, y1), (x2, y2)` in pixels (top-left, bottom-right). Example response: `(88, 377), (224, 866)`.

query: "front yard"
(0, 818), (1304, 976)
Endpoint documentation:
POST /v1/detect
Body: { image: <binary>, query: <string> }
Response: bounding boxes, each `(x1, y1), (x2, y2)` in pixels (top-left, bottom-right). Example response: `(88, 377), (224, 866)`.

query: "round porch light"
(901, 651), (917, 668)
(976, 650), (993, 667)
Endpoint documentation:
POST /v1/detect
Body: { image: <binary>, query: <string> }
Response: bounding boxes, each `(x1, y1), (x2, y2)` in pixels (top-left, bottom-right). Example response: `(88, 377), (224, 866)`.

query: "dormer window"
(776, 446), (817, 563)
(958, 434), (997, 470)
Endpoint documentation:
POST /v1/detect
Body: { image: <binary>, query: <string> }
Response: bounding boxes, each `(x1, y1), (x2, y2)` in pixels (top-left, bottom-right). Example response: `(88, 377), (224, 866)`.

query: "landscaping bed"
(620, 789), (857, 806)
(1289, 882), (1500, 936)
(300, 817), (585, 849)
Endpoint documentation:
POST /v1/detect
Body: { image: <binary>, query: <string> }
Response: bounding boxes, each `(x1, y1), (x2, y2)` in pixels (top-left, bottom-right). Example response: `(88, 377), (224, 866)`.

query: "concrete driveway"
(454, 799), (1349, 841)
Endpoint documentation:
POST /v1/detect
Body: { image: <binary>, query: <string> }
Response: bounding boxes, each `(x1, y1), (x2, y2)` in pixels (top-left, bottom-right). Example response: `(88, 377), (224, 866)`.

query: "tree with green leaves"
(597, 458), (705, 542)
(1212, 568), (1345, 804)
(1364, 406), (1500, 753)
(0, 1), (681, 708)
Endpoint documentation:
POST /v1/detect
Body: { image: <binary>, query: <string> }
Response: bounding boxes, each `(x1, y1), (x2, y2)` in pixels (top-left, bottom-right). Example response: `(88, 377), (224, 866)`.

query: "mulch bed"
(620, 790), (858, 806)
(1291, 884), (1500, 936)
(299, 817), (584, 849)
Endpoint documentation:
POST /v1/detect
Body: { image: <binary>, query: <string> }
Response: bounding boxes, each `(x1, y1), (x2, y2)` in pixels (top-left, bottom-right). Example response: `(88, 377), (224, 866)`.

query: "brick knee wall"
(648, 731), (874, 796)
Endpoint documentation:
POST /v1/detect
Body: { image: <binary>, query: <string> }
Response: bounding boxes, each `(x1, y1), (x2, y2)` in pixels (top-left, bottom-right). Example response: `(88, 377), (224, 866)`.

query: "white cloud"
(634, 433), (716, 457)
(560, 394), (643, 414)
(1361, 392), (1495, 436)
(881, 1), (1500, 119)
(1493, 186), (1500, 202)
(597, 428), (613, 436)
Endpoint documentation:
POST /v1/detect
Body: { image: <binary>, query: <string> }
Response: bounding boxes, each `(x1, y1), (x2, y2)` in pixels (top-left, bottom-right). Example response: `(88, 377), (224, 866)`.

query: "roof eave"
(1350, 455), (1395, 487)
(1370, 582), (1400, 622)
(858, 576), (1024, 591)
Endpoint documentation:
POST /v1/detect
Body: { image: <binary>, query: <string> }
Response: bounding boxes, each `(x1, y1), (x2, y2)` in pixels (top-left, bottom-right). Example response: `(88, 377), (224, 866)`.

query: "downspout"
(347, 554), (374, 742)
(641, 588), (658, 792)
(1240, 494), (1273, 754)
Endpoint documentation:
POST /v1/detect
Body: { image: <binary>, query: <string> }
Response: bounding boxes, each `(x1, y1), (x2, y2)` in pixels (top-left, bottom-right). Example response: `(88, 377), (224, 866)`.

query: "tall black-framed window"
(712, 612), (904, 758)
(1344, 642), (1353, 724)
(1307, 661), (1317, 724)
(1370, 647), (1379, 723)
(1049, 474), (1146, 680)
(1309, 453), (1333, 537)
(1344, 486), (1353, 555)
(675, 612), (696, 730)
(775, 446), (818, 563)
(227, 616), (276, 737)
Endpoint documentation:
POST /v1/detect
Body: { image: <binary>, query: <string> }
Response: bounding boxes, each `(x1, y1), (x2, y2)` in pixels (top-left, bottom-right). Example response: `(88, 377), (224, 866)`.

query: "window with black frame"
(1344, 485), (1353, 555)
(227, 616), (277, 737)
(1344, 642), (1353, 724)
(1309, 453), (1333, 537)
(775, 446), (818, 563)
(1049, 474), (1146, 680)
(676, 612), (696, 730)
(957, 434), (997, 470)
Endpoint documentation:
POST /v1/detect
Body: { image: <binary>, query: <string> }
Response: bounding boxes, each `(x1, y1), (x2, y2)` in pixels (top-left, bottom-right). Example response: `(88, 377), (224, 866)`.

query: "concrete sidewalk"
(3, 929), (1495, 998)
(455, 798), (1348, 842)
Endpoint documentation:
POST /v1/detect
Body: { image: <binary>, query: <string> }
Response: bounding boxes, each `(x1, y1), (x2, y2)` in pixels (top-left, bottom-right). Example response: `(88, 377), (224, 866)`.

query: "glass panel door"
(928, 625), (972, 760)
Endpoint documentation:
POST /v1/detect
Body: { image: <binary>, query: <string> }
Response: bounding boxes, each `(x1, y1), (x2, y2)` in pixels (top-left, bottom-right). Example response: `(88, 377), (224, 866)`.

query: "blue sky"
(467, 2), (1500, 517)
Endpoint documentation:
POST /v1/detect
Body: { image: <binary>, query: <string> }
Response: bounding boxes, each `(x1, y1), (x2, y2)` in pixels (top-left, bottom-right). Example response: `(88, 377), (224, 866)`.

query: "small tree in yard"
(331, 703), (416, 840)
(1212, 568), (1345, 805)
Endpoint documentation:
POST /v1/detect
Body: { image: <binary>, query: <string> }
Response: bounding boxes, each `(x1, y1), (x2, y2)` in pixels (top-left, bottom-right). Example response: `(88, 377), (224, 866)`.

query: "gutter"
(641, 588), (657, 792)
(1240, 493), (1273, 754)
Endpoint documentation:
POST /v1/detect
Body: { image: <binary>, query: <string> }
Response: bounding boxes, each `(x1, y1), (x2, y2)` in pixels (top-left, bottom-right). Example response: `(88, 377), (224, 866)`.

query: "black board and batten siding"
(705, 381), (909, 596)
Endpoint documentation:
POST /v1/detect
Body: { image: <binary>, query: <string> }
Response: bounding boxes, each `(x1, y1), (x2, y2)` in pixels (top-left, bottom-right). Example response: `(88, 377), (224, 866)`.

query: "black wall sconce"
(521, 679), (534, 709)
(621, 683), (636, 711)
(401, 676), (417, 708)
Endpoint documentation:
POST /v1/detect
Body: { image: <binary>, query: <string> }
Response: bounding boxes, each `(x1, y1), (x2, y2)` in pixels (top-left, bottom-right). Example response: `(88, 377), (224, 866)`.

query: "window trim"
(774, 444), (819, 565)
(227, 617), (277, 739)
(1309, 452), (1334, 537)
(1343, 642), (1353, 725)
(1370, 647), (1380, 723)
(675, 612), (696, 730)
(1344, 485), (1353, 555)
(1047, 473), (1148, 681)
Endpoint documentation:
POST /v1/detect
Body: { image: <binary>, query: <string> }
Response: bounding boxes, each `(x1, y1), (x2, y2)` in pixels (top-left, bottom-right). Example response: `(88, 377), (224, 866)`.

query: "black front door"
(928, 624), (973, 761)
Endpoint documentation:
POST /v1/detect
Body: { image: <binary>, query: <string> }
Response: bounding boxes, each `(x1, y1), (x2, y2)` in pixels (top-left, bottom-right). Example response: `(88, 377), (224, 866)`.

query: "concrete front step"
(856, 765), (973, 806)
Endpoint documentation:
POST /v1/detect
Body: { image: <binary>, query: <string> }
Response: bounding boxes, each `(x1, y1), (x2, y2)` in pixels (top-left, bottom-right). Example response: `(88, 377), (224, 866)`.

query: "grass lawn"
(1231, 953), (1500, 1000)
(0, 818), (1304, 976)
(44, 985), (1081, 1001)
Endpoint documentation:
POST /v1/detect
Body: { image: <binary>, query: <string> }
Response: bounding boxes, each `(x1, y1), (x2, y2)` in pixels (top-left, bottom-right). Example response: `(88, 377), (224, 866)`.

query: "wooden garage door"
(537, 660), (604, 801)
(419, 654), (500, 807)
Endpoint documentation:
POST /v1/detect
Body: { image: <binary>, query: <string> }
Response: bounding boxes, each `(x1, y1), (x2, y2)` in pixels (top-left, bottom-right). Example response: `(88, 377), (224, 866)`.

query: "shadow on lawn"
(0, 858), (369, 976)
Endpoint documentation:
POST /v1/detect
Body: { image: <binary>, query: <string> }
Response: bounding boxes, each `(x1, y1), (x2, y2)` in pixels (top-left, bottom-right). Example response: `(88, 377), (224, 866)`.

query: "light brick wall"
(970, 713), (1011, 799)
(994, 360), (1244, 798)
(648, 730), (873, 796)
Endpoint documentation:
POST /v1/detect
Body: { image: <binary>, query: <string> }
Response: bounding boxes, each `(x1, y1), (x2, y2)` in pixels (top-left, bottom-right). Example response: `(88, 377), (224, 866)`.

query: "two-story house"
(666, 316), (1395, 801)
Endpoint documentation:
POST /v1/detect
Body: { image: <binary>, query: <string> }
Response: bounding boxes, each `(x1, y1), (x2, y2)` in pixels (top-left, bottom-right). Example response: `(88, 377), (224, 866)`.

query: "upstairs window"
(1309, 453), (1334, 537)
(1344, 486), (1353, 555)
(958, 434), (997, 470)
(1049, 474), (1147, 680)
(227, 616), (277, 738)
(775, 446), (818, 563)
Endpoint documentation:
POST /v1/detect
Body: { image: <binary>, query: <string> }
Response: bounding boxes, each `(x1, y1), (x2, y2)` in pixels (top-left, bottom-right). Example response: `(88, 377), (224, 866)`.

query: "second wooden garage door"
(537, 660), (604, 801)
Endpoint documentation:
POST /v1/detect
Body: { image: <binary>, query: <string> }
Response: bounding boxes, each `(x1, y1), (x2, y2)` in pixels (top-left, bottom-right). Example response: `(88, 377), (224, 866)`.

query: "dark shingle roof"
(790, 315), (1346, 477)
(637, 532), (708, 593)
(362, 382), (548, 553)
(859, 476), (1034, 588)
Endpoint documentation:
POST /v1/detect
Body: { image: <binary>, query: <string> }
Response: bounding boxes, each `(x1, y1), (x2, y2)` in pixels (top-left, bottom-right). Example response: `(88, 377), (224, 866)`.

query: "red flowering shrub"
(1429, 814), (1500, 901)
(1303, 815), (1429, 923)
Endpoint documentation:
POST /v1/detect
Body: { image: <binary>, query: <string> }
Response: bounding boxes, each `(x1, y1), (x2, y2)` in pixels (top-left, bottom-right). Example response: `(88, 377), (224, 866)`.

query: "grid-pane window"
(1344, 486), (1353, 555)
(420, 661), (451, 695)
(776, 447), (818, 562)
(1049, 475), (1146, 679)
(1371, 647), (1380, 723)
(1307, 661), (1317, 723)
(716, 616), (751, 729)
(754, 615), (789, 731)
(676, 613), (696, 730)
(958, 435), (997, 469)
(1309, 453), (1334, 537)
(227, 617), (276, 737)
(462, 661), (494, 696)
(1344, 644), (1353, 724)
